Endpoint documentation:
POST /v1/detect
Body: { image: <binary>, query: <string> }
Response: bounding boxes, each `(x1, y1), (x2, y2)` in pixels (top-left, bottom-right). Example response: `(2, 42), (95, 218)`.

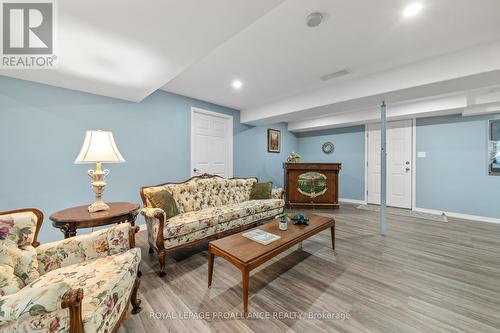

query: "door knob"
(405, 161), (410, 165)
(405, 167), (410, 171)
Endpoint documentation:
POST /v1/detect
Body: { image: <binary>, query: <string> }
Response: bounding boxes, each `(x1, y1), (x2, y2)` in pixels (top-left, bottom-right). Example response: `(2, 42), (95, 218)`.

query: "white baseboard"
(413, 207), (500, 224)
(339, 198), (366, 205)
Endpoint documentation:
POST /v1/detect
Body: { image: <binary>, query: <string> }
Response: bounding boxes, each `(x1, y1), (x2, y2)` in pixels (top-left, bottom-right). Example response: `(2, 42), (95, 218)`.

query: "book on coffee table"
(242, 229), (280, 245)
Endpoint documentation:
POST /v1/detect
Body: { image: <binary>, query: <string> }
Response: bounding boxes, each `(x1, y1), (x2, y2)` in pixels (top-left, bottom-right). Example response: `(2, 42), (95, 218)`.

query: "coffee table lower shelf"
(207, 214), (335, 316)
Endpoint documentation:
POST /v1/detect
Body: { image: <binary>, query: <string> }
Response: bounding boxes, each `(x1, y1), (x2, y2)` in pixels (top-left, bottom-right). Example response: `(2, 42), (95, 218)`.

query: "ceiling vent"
(320, 68), (351, 81)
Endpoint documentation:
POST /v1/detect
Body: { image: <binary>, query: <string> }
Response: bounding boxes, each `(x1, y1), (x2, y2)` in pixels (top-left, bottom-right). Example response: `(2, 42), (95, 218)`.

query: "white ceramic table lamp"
(75, 130), (125, 212)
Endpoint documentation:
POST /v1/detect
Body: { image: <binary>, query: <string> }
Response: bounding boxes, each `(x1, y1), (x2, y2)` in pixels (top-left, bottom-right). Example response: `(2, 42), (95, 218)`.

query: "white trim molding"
(364, 124), (368, 204)
(413, 207), (500, 224)
(339, 198), (366, 205)
(411, 118), (417, 210)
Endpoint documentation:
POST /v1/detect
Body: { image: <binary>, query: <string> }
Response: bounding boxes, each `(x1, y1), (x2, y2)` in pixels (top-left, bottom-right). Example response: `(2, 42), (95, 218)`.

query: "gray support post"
(380, 101), (387, 235)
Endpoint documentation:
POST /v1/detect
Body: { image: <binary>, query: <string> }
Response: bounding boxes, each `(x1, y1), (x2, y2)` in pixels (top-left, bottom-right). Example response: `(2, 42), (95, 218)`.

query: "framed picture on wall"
(488, 119), (500, 174)
(267, 128), (281, 153)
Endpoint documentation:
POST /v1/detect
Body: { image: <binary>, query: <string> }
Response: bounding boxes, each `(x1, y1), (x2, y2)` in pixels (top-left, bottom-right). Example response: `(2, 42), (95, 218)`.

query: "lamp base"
(87, 162), (111, 213)
(88, 200), (110, 213)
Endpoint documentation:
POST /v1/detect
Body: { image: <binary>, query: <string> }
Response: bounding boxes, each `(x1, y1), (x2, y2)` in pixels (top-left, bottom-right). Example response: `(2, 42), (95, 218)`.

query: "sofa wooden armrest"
(140, 207), (167, 276)
(61, 288), (85, 333)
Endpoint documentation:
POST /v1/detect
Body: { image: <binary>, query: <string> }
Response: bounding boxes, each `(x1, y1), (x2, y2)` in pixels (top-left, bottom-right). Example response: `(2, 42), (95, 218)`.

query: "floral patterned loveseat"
(0, 208), (142, 333)
(140, 174), (284, 276)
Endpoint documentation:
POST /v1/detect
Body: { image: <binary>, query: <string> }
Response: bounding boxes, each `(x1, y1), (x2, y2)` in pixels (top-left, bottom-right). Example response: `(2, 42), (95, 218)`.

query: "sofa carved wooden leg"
(131, 271), (142, 314)
(61, 288), (84, 333)
(158, 250), (167, 277)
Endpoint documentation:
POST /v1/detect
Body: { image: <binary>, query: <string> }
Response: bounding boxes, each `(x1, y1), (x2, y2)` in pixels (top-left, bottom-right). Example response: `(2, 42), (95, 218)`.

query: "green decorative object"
(275, 213), (291, 223)
(250, 182), (273, 199)
(297, 172), (327, 198)
(145, 189), (179, 219)
(286, 151), (301, 163)
(292, 213), (309, 225)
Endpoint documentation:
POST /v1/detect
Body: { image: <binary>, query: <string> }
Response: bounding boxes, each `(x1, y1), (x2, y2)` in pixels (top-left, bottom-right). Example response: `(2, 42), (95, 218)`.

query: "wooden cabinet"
(283, 163), (341, 209)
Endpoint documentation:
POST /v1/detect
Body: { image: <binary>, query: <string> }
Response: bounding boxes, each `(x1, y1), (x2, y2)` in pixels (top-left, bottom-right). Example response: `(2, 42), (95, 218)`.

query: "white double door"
(367, 120), (413, 209)
(191, 108), (233, 178)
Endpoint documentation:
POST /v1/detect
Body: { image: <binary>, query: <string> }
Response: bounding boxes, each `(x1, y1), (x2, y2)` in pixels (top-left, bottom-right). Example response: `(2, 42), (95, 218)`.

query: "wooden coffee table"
(208, 214), (335, 315)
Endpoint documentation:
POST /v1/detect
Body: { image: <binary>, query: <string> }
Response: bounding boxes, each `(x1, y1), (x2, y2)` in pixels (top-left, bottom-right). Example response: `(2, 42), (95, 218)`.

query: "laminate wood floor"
(118, 204), (500, 333)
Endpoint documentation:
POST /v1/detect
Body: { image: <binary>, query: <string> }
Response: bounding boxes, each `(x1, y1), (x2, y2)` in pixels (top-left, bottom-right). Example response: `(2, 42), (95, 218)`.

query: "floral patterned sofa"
(0, 208), (142, 333)
(140, 174), (284, 276)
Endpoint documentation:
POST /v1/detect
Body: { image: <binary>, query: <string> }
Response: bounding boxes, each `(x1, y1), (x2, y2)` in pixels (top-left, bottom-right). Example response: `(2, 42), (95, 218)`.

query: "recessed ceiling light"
(403, 2), (423, 18)
(232, 79), (243, 90)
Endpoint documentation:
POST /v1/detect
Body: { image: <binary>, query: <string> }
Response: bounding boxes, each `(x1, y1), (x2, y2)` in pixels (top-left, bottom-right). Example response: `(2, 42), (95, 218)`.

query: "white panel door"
(367, 120), (412, 208)
(386, 120), (412, 208)
(191, 108), (233, 177)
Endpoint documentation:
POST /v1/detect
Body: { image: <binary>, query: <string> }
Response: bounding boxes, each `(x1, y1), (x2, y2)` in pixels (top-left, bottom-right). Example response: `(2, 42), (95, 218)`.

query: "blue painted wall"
(0, 76), (290, 242)
(293, 115), (500, 219)
(416, 114), (500, 218)
(3, 75), (499, 245)
(235, 123), (297, 187)
(296, 126), (366, 201)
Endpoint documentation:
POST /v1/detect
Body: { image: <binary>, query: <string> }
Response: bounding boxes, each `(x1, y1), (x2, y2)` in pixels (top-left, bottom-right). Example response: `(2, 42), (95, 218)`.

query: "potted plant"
(287, 152), (301, 163)
(275, 213), (290, 230)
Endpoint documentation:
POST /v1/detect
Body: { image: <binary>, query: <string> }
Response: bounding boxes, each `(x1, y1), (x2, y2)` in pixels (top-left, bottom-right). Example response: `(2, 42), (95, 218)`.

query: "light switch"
(417, 152), (426, 158)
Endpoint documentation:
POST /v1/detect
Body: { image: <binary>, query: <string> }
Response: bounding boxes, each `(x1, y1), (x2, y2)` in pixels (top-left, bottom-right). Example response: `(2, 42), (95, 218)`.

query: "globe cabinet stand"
(283, 163), (341, 209)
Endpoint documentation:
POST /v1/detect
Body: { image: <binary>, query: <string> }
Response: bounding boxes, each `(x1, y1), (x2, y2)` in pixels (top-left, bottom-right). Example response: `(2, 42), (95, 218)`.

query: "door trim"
(364, 124), (369, 204)
(364, 119), (416, 209)
(411, 118), (417, 210)
(190, 107), (233, 178)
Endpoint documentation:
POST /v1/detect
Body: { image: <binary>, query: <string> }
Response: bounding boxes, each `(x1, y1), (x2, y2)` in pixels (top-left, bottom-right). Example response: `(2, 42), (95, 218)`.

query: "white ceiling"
(3, 0), (500, 130)
(0, 0), (284, 101)
(287, 81), (500, 132)
(249, 41), (500, 130)
(164, 0), (500, 114)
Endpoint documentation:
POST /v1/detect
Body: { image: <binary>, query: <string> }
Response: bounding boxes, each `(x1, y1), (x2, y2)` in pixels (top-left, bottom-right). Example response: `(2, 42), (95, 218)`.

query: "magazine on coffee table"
(242, 229), (280, 245)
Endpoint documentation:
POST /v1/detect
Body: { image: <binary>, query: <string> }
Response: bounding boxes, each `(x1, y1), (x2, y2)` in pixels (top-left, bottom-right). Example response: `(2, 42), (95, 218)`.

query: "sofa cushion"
(0, 211), (38, 246)
(0, 240), (39, 296)
(145, 188), (179, 219)
(36, 223), (131, 275)
(0, 240), (23, 296)
(165, 207), (283, 249)
(0, 308), (70, 333)
(144, 177), (258, 213)
(250, 182), (273, 200)
(27, 248), (141, 333)
(14, 245), (39, 286)
(164, 199), (284, 239)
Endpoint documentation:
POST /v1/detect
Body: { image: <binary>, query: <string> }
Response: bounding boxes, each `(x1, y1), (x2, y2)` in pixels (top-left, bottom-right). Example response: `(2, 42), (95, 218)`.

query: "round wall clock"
(322, 142), (334, 154)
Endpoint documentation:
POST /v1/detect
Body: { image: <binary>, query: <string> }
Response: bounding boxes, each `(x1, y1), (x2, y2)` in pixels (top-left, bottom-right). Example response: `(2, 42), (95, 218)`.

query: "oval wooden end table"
(50, 202), (140, 238)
